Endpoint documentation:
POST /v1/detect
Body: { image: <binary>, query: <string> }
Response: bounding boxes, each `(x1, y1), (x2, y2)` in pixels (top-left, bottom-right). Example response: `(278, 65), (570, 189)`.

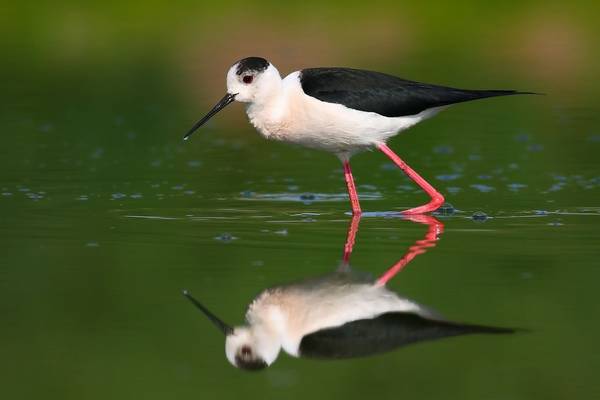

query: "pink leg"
(342, 214), (361, 264)
(343, 160), (362, 215)
(378, 143), (445, 215)
(375, 215), (444, 286)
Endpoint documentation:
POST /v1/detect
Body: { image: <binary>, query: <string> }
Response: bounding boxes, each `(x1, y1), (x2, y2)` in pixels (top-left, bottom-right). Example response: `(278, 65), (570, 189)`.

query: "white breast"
(246, 71), (442, 157)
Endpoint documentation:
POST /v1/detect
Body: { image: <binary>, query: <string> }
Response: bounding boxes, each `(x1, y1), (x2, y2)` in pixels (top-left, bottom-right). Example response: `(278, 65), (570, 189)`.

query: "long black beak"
(182, 289), (233, 336)
(183, 93), (237, 141)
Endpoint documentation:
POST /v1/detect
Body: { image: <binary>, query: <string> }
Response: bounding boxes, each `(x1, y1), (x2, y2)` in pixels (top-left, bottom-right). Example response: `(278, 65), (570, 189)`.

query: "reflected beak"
(183, 93), (237, 141)
(182, 289), (233, 336)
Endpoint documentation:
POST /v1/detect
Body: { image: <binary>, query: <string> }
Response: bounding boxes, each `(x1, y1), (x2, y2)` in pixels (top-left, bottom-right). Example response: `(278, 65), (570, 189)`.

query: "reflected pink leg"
(342, 214), (361, 264)
(375, 215), (444, 286)
(343, 160), (362, 215)
(378, 143), (445, 215)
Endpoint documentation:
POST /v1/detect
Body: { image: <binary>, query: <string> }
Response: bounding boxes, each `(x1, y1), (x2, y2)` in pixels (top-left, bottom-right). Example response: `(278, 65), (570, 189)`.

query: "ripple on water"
(472, 211), (489, 221)
(238, 192), (381, 202)
(470, 184), (495, 193)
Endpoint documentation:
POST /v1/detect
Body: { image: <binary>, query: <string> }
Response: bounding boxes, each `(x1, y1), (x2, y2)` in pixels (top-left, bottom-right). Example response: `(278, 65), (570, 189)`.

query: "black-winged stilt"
(184, 57), (535, 215)
(182, 215), (514, 370)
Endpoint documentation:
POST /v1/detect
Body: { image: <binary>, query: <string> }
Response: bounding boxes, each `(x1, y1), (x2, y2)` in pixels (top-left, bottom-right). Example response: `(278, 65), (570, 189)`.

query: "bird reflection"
(184, 215), (514, 370)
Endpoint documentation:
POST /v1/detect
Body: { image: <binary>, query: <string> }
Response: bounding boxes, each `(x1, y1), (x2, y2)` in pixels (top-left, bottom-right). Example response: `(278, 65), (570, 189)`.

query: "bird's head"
(183, 56), (280, 141)
(182, 290), (280, 371)
(225, 326), (281, 371)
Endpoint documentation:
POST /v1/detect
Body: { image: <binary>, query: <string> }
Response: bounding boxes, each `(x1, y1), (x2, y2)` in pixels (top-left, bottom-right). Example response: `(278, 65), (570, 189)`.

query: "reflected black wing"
(299, 312), (514, 359)
(300, 67), (531, 117)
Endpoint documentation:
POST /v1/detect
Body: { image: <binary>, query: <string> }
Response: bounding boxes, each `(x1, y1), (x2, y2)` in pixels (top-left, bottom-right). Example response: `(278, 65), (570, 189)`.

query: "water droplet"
(472, 211), (488, 221)
(433, 145), (454, 154)
(300, 193), (315, 201)
(215, 233), (237, 242)
(435, 202), (456, 216)
(187, 160), (202, 168)
(436, 173), (461, 181)
(514, 133), (530, 142)
(507, 183), (527, 192)
(470, 184), (495, 193)
(527, 144), (544, 152)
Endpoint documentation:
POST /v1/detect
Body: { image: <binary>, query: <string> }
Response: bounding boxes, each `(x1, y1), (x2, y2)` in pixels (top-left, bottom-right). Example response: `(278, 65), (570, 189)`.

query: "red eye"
(243, 75), (253, 84)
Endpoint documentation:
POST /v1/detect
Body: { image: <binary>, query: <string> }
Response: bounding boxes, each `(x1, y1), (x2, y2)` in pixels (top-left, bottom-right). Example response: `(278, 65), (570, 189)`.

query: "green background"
(1, 1), (599, 399)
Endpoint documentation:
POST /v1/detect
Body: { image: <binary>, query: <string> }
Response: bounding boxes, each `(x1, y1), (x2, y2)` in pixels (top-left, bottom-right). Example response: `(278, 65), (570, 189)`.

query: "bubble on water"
(359, 184), (378, 190)
(111, 193), (127, 200)
(26, 192), (44, 200)
(433, 145), (454, 154)
(436, 173), (461, 181)
(471, 211), (488, 221)
(396, 185), (414, 192)
(435, 202), (456, 216)
(90, 147), (104, 159)
(547, 182), (566, 192)
(38, 123), (54, 133)
(507, 183), (528, 192)
(187, 160), (202, 168)
(588, 134), (600, 143)
(215, 233), (237, 242)
(514, 133), (530, 142)
(520, 272), (533, 280)
(300, 193), (316, 201)
(470, 184), (495, 193)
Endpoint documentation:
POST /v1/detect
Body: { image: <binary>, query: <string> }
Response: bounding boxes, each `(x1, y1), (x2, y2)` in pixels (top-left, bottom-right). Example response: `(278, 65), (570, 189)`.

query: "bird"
(182, 215), (515, 370)
(184, 56), (536, 215)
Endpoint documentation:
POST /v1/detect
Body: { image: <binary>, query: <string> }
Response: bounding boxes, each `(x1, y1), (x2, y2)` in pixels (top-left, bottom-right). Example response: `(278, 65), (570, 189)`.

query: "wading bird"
(182, 215), (514, 370)
(185, 57), (535, 215)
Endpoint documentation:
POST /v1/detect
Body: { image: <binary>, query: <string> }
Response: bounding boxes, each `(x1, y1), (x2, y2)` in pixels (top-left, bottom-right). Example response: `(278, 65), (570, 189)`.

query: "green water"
(2, 2), (600, 399)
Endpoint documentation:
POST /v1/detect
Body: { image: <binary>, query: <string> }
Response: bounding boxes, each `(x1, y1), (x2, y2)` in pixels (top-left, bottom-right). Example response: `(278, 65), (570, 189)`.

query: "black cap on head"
(235, 57), (269, 76)
(234, 355), (268, 371)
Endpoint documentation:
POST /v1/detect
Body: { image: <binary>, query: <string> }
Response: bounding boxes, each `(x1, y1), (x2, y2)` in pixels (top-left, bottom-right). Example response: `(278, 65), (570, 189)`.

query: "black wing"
(300, 67), (532, 117)
(299, 312), (514, 359)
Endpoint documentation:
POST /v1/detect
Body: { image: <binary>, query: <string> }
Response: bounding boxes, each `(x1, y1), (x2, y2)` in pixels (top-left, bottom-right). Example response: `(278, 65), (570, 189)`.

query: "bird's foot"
(401, 196), (445, 215)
